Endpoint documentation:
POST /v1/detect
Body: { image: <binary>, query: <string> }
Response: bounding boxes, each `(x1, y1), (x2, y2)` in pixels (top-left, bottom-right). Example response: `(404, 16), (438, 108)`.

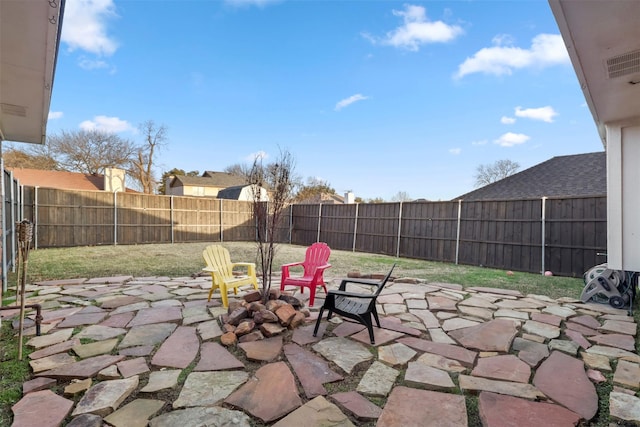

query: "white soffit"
(549, 0), (640, 143)
(0, 0), (64, 144)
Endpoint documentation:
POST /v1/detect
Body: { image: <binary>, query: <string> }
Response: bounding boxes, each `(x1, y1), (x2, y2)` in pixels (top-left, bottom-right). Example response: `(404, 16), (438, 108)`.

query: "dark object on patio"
(280, 242), (332, 307)
(313, 264), (396, 344)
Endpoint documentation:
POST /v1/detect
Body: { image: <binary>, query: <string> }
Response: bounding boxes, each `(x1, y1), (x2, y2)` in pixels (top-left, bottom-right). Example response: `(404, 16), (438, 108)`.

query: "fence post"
(352, 203), (359, 252)
(34, 187), (38, 250)
(9, 170), (16, 274)
(317, 203), (322, 243)
(455, 199), (462, 265)
(219, 199), (224, 242)
(113, 192), (118, 245)
(396, 202), (403, 258)
(541, 197), (547, 275)
(170, 196), (174, 244)
(1, 163), (6, 293)
(288, 204), (293, 244)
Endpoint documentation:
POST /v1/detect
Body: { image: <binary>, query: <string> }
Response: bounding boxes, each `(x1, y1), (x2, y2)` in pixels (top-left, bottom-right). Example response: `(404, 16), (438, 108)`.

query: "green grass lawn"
(8, 241), (586, 300)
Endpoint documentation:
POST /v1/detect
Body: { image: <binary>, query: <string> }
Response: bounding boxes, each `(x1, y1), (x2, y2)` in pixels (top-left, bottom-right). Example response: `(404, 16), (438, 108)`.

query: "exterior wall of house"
(607, 121), (640, 271)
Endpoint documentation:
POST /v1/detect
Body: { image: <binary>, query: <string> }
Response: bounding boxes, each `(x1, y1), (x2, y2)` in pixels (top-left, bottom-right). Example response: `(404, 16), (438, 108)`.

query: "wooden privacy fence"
(22, 187), (257, 247)
(290, 196), (607, 278)
(19, 186), (607, 277)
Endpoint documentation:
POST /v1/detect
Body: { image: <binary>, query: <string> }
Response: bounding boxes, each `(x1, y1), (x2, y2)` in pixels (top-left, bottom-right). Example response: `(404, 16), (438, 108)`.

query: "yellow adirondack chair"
(202, 245), (258, 307)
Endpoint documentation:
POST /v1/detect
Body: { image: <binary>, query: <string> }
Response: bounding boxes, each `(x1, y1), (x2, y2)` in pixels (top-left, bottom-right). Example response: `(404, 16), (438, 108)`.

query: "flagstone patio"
(2, 273), (639, 426)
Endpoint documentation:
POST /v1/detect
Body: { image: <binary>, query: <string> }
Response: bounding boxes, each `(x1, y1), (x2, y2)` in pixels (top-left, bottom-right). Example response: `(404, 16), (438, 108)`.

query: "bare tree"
(47, 129), (137, 174)
(249, 149), (296, 304)
(130, 120), (168, 194)
(2, 143), (58, 170)
(474, 159), (520, 187)
(390, 191), (412, 202)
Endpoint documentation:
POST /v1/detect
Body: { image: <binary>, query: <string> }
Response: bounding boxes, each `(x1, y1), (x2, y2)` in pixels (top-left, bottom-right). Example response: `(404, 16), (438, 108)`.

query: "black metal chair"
(313, 264), (396, 344)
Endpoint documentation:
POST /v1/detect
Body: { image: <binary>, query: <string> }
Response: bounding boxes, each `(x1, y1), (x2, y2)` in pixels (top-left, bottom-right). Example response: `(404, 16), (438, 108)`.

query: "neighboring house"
(454, 152), (606, 201)
(217, 184), (269, 202)
(296, 192), (346, 205)
(8, 167), (130, 192)
(164, 172), (246, 197)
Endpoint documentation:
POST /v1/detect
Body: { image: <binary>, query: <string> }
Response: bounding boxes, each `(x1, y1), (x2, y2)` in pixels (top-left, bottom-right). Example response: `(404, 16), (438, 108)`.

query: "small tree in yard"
(249, 149), (296, 304)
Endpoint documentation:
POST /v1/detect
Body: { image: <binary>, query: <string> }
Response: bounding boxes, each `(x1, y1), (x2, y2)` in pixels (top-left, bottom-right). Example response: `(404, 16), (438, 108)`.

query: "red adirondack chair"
(280, 242), (331, 307)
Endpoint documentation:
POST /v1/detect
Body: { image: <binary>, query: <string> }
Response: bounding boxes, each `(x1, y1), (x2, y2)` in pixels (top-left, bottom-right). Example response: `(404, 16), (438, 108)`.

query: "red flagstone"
(238, 336), (283, 362)
(99, 312), (135, 328)
(471, 354), (531, 383)
(292, 323), (327, 345)
(29, 339), (80, 360)
(588, 333), (636, 352)
(57, 312), (107, 328)
(566, 322), (599, 336)
(331, 321), (366, 337)
(377, 386), (467, 426)
(151, 326), (199, 369)
(448, 319), (518, 352)
(284, 343), (343, 398)
(117, 357), (150, 378)
(351, 327), (405, 346)
(194, 342), (245, 371)
(12, 390), (73, 427)
(330, 391), (382, 421)
(479, 391), (581, 427)
(127, 306), (182, 327)
(99, 295), (146, 309)
(533, 351), (598, 420)
(426, 295), (458, 311)
(531, 312), (562, 327)
(22, 377), (57, 395)
(224, 362), (302, 423)
(564, 329), (592, 350)
(36, 354), (125, 380)
(398, 337), (477, 367)
(380, 317), (422, 336)
(570, 314), (601, 329)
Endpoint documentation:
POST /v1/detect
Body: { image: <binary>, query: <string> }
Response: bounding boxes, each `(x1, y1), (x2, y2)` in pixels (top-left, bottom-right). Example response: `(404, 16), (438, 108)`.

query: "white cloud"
(471, 140), (488, 146)
(79, 115), (134, 133)
(365, 4), (463, 51)
(245, 151), (268, 162)
(48, 111), (63, 120)
(501, 116), (516, 124)
(449, 148), (462, 155)
(78, 58), (109, 70)
(514, 106), (558, 123)
(62, 0), (118, 56)
(455, 33), (569, 78)
(494, 132), (530, 147)
(335, 94), (369, 111)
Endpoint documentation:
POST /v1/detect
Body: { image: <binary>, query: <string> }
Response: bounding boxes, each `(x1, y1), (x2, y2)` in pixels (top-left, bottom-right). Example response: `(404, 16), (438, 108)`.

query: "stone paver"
(12, 390), (74, 427)
(478, 391), (581, 427)
(6, 274), (639, 427)
(533, 351), (598, 420)
(377, 386), (467, 426)
(225, 362), (302, 423)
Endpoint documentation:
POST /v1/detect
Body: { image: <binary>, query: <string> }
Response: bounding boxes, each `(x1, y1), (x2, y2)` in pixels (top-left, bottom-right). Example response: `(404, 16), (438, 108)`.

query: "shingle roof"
(201, 171), (247, 187)
(454, 151), (606, 201)
(216, 185), (246, 200)
(8, 168), (105, 191)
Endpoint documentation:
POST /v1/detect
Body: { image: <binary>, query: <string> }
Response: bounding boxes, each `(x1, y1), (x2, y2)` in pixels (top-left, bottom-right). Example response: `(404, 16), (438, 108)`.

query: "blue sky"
(45, 0), (604, 201)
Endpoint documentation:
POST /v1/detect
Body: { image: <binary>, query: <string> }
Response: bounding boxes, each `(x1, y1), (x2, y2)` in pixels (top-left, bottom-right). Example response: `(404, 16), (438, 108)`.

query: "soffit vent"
(1, 103), (27, 117)
(606, 49), (640, 79)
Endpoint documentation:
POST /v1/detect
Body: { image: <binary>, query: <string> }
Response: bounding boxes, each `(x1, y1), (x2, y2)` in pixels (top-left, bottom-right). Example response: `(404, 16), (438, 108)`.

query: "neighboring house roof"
(217, 185), (245, 200)
(454, 151), (606, 201)
(296, 192), (345, 204)
(8, 168), (137, 192)
(201, 171), (247, 187)
(169, 172), (246, 189)
(9, 168), (104, 191)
